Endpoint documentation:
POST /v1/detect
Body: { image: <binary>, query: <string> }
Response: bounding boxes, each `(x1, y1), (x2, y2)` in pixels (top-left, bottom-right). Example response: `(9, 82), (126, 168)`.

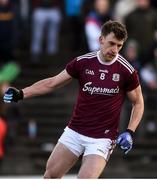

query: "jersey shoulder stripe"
(117, 59), (133, 74)
(118, 55), (134, 71)
(77, 51), (97, 61)
(117, 55), (134, 74)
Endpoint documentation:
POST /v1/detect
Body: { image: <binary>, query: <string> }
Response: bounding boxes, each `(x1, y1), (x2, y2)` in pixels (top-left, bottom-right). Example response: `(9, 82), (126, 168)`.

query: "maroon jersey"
(66, 51), (140, 139)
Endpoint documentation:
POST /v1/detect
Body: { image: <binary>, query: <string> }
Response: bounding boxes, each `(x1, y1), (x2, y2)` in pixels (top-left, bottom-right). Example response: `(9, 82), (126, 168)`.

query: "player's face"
(99, 32), (124, 61)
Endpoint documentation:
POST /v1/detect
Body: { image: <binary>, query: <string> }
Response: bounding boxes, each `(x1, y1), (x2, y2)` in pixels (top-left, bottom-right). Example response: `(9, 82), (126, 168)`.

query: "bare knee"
(43, 170), (51, 179)
(77, 172), (100, 179)
(43, 162), (62, 179)
(44, 169), (62, 179)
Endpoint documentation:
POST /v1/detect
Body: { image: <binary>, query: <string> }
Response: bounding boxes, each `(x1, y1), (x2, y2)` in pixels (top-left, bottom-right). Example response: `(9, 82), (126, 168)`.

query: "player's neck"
(98, 51), (118, 65)
(99, 51), (110, 62)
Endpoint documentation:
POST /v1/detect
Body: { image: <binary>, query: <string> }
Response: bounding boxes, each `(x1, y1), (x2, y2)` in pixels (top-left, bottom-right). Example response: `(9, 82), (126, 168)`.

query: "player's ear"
(99, 35), (104, 45)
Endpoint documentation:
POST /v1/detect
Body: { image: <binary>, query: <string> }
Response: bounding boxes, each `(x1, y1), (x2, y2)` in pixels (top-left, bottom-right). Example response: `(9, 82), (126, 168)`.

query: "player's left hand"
(116, 129), (134, 154)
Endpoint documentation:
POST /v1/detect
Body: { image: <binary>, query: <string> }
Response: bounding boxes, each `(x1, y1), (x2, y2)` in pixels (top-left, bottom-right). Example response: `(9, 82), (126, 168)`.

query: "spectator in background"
(140, 43), (157, 136)
(0, 0), (19, 64)
(0, 117), (7, 167)
(150, 0), (157, 9)
(19, 0), (29, 26)
(124, 0), (157, 65)
(85, 0), (112, 51)
(0, 82), (9, 169)
(113, 0), (137, 23)
(123, 39), (141, 71)
(0, 62), (21, 148)
(64, 0), (86, 52)
(140, 43), (157, 90)
(30, 0), (62, 63)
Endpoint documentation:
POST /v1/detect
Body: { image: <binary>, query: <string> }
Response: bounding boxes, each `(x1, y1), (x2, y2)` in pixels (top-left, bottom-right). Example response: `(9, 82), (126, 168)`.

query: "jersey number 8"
(100, 73), (105, 80)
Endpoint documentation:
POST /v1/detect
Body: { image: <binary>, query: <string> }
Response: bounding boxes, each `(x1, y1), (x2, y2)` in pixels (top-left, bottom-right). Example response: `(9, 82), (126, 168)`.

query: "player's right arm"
(3, 69), (72, 103)
(23, 69), (72, 98)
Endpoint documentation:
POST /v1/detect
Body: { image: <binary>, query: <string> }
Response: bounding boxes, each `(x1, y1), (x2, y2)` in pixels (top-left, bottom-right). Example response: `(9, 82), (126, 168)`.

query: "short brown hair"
(101, 20), (128, 41)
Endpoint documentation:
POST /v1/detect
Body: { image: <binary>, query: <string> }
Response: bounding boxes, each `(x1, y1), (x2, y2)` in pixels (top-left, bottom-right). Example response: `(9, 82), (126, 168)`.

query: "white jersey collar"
(97, 51), (118, 65)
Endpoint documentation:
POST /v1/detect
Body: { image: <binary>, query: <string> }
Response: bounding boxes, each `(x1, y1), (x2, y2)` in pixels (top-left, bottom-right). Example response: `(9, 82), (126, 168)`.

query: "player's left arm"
(126, 85), (144, 132)
(116, 85), (144, 154)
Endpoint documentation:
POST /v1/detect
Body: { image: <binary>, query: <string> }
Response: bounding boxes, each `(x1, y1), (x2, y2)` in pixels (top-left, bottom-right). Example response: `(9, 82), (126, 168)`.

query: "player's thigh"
(77, 154), (106, 179)
(45, 142), (78, 177)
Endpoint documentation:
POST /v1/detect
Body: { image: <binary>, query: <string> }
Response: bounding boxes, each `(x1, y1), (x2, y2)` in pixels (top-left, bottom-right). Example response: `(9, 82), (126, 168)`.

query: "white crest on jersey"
(82, 82), (119, 95)
(112, 73), (120, 81)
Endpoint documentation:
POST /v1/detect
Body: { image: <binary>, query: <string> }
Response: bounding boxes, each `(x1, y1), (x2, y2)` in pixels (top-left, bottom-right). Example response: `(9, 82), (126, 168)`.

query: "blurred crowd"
(1, 0), (157, 165)
(1, 0), (157, 66)
(0, 0), (157, 66)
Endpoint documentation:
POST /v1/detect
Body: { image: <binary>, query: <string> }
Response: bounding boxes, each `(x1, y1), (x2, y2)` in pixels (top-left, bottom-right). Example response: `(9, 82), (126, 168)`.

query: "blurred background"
(0, 0), (157, 178)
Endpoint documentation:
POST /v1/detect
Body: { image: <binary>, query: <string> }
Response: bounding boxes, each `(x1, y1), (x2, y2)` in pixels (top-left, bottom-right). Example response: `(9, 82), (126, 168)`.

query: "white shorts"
(58, 127), (115, 161)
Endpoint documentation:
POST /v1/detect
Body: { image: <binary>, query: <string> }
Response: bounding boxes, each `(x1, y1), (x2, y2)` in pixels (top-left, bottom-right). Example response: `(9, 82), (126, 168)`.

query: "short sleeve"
(66, 58), (79, 79)
(125, 70), (140, 92)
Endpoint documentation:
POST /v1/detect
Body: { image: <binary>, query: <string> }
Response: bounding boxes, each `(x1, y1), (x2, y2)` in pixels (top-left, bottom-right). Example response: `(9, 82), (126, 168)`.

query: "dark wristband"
(126, 129), (134, 139)
(19, 89), (24, 100)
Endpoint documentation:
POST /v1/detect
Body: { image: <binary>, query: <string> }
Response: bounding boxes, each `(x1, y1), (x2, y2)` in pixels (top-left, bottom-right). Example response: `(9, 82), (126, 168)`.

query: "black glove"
(3, 87), (23, 103)
(116, 129), (134, 154)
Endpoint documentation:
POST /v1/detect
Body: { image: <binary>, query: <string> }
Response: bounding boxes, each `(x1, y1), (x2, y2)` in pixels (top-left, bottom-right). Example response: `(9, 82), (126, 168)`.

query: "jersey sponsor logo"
(112, 73), (120, 82)
(82, 82), (119, 95)
(85, 69), (95, 75)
